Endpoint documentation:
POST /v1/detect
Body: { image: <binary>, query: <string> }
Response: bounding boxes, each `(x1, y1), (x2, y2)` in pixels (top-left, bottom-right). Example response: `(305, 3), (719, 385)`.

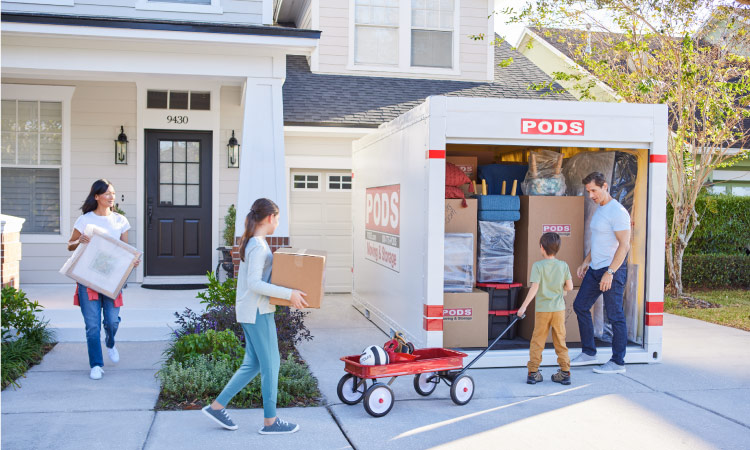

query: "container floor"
(458, 337), (644, 352)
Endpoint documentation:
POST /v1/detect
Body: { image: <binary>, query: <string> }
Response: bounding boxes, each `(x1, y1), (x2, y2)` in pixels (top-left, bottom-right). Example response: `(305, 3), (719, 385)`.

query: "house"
(1, 0), (572, 291)
(517, 26), (750, 196)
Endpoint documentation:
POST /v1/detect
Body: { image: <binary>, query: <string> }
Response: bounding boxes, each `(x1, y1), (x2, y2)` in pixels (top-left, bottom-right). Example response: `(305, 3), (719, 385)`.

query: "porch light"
(115, 126), (128, 165)
(227, 130), (240, 168)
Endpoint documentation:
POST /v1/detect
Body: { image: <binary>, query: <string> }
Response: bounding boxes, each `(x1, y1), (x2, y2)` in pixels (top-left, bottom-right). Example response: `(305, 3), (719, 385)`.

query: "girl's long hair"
(238, 198), (279, 262)
(81, 179), (113, 214)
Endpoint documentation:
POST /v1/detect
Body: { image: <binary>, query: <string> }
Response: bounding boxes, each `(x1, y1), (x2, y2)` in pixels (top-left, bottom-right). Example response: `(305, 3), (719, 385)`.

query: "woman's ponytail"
(238, 198), (279, 262)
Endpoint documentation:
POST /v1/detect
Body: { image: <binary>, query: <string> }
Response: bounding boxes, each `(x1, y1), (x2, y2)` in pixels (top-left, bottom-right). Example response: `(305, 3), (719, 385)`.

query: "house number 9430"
(167, 115), (189, 124)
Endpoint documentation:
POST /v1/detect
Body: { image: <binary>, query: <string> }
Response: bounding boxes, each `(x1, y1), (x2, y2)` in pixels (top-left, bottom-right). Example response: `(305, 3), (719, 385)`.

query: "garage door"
(289, 170), (352, 293)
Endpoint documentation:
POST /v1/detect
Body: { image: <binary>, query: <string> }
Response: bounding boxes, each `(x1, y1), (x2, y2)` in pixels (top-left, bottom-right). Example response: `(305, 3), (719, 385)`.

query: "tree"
(504, 0), (750, 295)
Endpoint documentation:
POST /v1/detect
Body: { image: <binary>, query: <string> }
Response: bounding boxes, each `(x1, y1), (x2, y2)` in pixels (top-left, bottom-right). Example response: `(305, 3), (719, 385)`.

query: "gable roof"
(283, 39), (576, 127)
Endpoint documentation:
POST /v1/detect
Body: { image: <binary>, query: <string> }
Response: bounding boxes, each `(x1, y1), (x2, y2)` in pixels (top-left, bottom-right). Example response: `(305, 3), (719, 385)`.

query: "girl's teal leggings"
(216, 312), (279, 418)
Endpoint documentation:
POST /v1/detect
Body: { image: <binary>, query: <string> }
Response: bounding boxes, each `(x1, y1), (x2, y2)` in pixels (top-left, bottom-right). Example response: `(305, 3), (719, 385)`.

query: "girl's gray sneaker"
(202, 405), (238, 430)
(258, 418), (299, 435)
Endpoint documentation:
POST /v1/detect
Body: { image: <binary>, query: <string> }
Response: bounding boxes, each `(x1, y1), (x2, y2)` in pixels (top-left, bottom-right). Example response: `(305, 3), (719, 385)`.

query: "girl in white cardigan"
(202, 198), (307, 434)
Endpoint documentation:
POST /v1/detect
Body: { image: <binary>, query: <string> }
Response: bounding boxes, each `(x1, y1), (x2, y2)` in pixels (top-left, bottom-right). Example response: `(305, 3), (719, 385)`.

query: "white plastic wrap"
(444, 233), (474, 292)
(477, 221), (514, 283)
(522, 150), (566, 196)
(477, 255), (514, 283)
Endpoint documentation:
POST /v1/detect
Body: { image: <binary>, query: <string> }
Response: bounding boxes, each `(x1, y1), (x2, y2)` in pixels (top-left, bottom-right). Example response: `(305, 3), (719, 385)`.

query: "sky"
(493, 0), (528, 46)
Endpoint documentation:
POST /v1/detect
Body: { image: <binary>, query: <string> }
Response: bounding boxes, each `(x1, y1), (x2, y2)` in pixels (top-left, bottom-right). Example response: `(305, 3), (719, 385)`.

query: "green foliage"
(2, 327), (54, 389)
(681, 254), (750, 289)
(197, 271), (237, 309)
(223, 204), (236, 247)
(157, 352), (320, 408)
(167, 329), (243, 363)
(668, 194), (750, 255)
(2, 286), (44, 341)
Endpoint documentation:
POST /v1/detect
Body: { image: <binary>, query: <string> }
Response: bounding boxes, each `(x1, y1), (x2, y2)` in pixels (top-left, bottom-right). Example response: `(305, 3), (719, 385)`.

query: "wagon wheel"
(450, 374), (475, 406)
(413, 372), (438, 396)
(337, 374), (366, 405)
(363, 383), (395, 417)
(406, 342), (415, 354)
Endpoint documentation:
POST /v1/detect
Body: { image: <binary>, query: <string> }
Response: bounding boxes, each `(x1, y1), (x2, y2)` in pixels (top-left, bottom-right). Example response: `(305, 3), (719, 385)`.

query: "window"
(354, 0), (400, 65)
(731, 186), (750, 196)
(1, 100), (63, 233)
(327, 174), (353, 191)
(292, 173), (321, 191)
(158, 140), (201, 206)
(411, 0), (454, 68)
(147, 90), (211, 110)
(708, 184), (727, 195)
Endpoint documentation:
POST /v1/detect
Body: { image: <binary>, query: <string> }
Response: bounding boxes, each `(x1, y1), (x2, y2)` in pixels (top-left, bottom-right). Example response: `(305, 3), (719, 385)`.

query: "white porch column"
(235, 72), (289, 242)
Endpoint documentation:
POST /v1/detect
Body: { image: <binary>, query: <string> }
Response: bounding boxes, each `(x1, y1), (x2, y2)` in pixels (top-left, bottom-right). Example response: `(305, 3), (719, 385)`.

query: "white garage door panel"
(290, 169), (353, 293)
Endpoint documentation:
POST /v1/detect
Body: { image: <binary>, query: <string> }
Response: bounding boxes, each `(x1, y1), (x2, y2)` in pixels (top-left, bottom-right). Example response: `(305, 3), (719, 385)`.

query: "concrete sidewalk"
(2, 289), (749, 449)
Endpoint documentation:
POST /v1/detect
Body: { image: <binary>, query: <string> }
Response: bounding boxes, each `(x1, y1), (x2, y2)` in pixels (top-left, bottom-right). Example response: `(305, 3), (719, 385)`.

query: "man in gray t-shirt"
(570, 172), (631, 374)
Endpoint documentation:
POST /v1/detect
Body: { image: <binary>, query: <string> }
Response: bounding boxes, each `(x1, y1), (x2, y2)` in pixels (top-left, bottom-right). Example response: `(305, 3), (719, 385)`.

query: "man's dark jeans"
(573, 266), (628, 366)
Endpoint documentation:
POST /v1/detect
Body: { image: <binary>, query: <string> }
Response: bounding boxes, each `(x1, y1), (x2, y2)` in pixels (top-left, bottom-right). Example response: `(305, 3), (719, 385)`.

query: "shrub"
(2, 286), (44, 341)
(668, 194), (750, 255)
(682, 254), (750, 289)
(197, 272), (237, 309)
(167, 329), (244, 363)
(223, 204), (236, 247)
(157, 353), (320, 408)
(2, 326), (54, 389)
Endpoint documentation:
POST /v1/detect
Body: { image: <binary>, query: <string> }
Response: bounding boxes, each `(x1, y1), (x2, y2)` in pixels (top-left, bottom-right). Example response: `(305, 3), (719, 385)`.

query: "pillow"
(446, 162), (471, 188)
(445, 185), (468, 207)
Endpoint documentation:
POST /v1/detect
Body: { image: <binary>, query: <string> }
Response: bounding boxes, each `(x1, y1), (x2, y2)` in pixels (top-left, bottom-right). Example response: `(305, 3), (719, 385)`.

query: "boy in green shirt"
(517, 232), (574, 385)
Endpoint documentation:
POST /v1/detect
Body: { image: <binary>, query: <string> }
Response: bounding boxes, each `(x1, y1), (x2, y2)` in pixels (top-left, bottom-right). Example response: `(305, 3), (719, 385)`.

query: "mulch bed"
(676, 296), (722, 309)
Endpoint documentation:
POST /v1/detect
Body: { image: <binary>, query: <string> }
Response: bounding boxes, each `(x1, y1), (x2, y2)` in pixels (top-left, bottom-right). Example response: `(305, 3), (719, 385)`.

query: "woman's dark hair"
(238, 198), (279, 262)
(81, 179), (114, 214)
(582, 171), (607, 187)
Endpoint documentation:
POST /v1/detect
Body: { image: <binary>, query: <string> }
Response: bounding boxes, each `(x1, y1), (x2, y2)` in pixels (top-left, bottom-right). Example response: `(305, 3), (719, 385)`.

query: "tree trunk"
(667, 204), (699, 297)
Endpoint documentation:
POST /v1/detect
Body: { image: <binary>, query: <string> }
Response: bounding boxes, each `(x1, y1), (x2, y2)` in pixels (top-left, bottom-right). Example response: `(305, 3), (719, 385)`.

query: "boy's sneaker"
(551, 369), (571, 385)
(570, 352), (599, 366)
(107, 346), (120, 364)
(593, 360), (626, 374)
(89, 366), (104, 380)
(526, 371), (543, 385)
(258, 418), (299, 435)
(202, 405), (238, 430)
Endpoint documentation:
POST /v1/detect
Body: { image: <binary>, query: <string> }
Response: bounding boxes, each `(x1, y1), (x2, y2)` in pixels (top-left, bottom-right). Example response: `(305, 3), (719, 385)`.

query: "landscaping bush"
(167, 329), (244, 363)
(682, 254), (750, 289)
(157, 352), (320, 408)
(223, 204), (236, 247)
(668, 194), (750, 255)
(1, 287), (55, 389)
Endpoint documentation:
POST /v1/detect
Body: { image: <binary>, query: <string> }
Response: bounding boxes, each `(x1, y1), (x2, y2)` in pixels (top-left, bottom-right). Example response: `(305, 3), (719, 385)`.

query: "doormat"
(141, 284), (207, 290)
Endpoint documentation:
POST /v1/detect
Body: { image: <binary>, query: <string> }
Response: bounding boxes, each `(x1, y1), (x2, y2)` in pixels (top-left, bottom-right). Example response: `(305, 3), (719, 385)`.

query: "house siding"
(1, 0), (264, 25)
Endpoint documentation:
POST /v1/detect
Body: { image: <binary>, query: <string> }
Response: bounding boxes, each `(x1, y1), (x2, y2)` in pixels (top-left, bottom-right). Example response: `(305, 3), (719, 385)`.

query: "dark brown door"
(145, 130), (212, 276)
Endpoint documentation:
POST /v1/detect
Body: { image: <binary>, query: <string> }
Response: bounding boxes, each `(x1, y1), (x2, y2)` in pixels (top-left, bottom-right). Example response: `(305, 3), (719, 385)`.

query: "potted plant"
(218, 204), (236, 279)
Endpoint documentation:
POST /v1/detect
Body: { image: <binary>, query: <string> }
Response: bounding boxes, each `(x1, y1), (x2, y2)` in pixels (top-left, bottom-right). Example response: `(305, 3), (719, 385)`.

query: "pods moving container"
(352, 96), (668, 368)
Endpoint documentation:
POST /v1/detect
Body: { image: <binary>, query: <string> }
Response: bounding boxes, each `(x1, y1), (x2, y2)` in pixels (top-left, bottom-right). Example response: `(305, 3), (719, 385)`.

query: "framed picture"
(60, 228), (141, 299)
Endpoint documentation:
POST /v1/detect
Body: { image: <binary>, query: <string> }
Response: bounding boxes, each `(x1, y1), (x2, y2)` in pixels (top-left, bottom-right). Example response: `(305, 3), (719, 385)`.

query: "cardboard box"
(514, 196), (584, 286)
(447, 156), (478, 181)
(269, 248), (326, 308)
(445, 199), (477, 283)
(517, 288), (587, 343)
(443, 289), (489, 348)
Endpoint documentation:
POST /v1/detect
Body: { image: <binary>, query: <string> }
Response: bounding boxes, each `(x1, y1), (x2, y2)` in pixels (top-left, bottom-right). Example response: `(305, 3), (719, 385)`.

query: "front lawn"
(664, 289), (750, 331)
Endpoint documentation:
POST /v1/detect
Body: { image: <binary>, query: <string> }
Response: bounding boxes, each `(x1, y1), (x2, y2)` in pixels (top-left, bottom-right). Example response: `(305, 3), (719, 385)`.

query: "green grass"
(2, 328), (56, 390)
(665, 289), (750, 331)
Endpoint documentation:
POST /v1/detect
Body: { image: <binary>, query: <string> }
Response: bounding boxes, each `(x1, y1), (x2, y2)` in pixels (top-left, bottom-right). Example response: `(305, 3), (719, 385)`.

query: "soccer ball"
(359, 345), (389, 366)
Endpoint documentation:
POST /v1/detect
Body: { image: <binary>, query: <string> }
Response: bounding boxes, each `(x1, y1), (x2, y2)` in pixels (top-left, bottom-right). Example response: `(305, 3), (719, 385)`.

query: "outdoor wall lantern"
(227, 130), (240, 168)
(115, 126), (128, 165)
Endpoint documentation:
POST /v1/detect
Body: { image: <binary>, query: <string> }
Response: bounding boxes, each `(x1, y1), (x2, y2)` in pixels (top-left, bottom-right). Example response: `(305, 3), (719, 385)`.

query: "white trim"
(135, 0), (223, 14)
(1, 84), (75, 244)
(263, 0), (273, 24)
(347, 0), (461, 76)
(486, 0), (495, 81)
(311, 0), (320, 72)
(4, 0), (72, 5)
(285, 155), (352, 169)
(325, 172), (353, 192)
(290, 172), (323, 191)
(712, 170), (750, 182)
(284, 126), (373, 138)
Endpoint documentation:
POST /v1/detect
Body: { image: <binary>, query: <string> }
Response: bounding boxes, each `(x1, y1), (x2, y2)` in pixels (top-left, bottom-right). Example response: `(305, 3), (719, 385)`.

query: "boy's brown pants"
(527, 310), (570, 373)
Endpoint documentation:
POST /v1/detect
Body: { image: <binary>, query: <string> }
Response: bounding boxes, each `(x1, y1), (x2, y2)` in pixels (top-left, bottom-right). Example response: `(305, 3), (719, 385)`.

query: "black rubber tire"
(363, 383), (395, 417)
(413, 372), (438, 396)
(406, 342), (415, 354)
(337, 374), (366, 405)
(449, 374), (475, 406)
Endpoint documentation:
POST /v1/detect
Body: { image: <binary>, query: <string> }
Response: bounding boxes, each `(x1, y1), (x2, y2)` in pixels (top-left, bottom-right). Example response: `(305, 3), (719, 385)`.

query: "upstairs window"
(354, 0), (400, 65)
(147, 90), (211, 110)
(411, 0), (453, 68)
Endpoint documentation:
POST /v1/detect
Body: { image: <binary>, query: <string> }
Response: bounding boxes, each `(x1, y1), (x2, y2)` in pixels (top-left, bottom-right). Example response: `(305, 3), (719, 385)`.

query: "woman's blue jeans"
(78, 284), (121, 368)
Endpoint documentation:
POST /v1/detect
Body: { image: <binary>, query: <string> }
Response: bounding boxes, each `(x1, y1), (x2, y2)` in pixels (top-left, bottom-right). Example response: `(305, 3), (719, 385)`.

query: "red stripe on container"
(646, 302), (663, 314)
(476, 282), (523, 289)
(423, 317), (444, 331)
(489, 310), (519, 316)
(427, 150), (446, 159)
(649, 154), (667, 163)
(645, 315), (663, 326)
(424, 305), (444, 317)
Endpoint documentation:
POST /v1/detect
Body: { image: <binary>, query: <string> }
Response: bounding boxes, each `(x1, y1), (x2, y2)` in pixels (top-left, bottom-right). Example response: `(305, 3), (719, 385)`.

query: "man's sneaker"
(258, 418), (299, 435)
(202, 405), (238, 430)
(551, 369), (571, 385)
(526, 371), (543, 385)
(570, 352), (599, 366)
(107, 346), (120, 364)
(593, 360), (626, 374)
(89, 366), (104, 380)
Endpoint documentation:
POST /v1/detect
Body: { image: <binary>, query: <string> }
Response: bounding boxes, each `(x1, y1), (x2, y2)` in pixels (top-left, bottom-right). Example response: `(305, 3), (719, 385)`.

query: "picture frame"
(60, 227), (141, 299)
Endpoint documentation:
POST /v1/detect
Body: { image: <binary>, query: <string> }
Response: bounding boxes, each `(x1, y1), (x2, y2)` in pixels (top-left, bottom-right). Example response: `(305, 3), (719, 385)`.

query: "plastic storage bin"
(477, 282), (523, 310)
(444, 233), (474, 292)
(488, 310), (519, 349)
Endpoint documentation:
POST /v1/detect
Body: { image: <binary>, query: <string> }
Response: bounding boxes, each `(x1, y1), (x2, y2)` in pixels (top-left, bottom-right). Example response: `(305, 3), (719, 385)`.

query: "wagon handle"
(455, 314), (524, 378)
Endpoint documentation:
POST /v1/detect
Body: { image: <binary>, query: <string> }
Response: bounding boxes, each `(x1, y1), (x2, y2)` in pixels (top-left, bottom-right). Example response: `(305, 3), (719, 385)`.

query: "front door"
(145, 130), (212, 276)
